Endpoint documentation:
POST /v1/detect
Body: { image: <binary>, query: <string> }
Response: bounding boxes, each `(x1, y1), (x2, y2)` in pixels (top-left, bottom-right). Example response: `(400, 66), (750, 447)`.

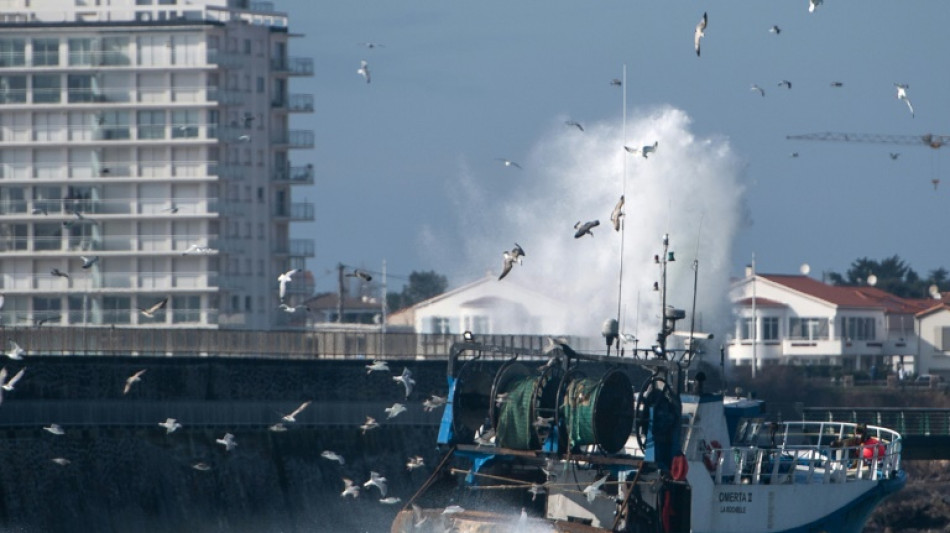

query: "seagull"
(365, 360), (389, 374)
(31, 206), (48, 215)
(358, 42), (385, 49)
(346, 269), (372, 282)
(138, 297), (168, 318)
(357, 60), (371, 83)
(2, 367), (25, 391)
(895, 83), (914, 117)
(496, 158), (522, 169)
(216, 432), (237, 452)
(123, 369), (146, 394)
(790, 152), (800, 158)
(574, 220), (599, 238)
(385, 402), (407, 419)
(360, 416), (379, 434)
(624, 141), (658, 158)
(610, 195), (624, 232)
(750, 84), (765, 97)
(278, 303), (310, 313)
(268, 422), (288, 432)
(6, 341), (24, 360)
(158, 418), (182, 434)
(51, 457), (71, 466)
(50, 268), (69, 279)
(609, 78), (622, 87)
(406, 455), (425, 470)
(192, 462), (211, 471)
(321, 450), (345, 465)
(182, 243), (215, 255)
(411, 504), (428, 528)
(80, 256), (100, 269)
(778, 80), (792, 90)
(498, 243), (526, 281)
(443, 505), (465, 515)
(163, 203), (179, 214)
(528, 483), (546, 501)
(363, 471), (387, 496)
(281, 400), (311, 423)
(277, 268), (299, 302)
(808, 0), (823, 13)
(769, 25), (781, 35)
(533, 415), (554, 429)
(694, 12), (707, 57)
(423, 394), (447, 412)
(565, 120), (584, 132)
(830, 81), (843, 88)
(393, 368), (415, 398)
(890, 152), (900, 160)
(341, 478), (360, 498)
(583, 474), (609, 503)
(932, 178), (940, 191)
(44, 423), (65, 436)
(380, 497), (401, 505)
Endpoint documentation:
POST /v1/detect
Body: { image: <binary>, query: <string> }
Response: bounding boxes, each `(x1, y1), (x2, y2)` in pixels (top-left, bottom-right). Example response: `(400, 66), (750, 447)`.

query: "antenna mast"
(616, 64), (627, 333)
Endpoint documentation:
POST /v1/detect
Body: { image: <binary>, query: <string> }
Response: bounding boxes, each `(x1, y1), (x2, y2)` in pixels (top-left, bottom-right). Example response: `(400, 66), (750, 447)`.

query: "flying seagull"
(889, 152), (900, 160)
(385, 402), (407, 419)
(624, 141), (658, 158)
(277, 268), (300, 302)
(357, 60), (371, 83)
(191, 462), (211, 471)
(50, 268), (69, 279)
(51, 457), (71, 466)
(609, 78), (622, 87)
(393, 367), (415, 398)
(2, 367), (25, 391)
(498, 243), (525, 280)
(808, 0), (823, 13)
(750, 84), (765, 97)
(778, 80), (792, 89)
(423, 394), (447, 412)
(406, 455), (424, 470)
(694, 12), (707, 57)
(182, 243), (215, 255)
(44, 423), (65, 436)
(281, 400), (312, 423)
(360, 416), (379, 434)
(341, 478), (360, 498)
(365, 360), (390, 374)
(895, 83), (914, 117)
(830, 81), (843, 88)
(574, 220), (600, 238)
(158, 418), (182, 434)
(268, 422), (288, 432)
(610, 195), (625, 232)
(321, 450), (345, 464)
(80, 256), (100, 269)
(363, 471), (388, 497)
(278, 303), (310, 314)
(123, 369), (146, 394)
(138, 297), (168, 318)
(358, 42), (385, 49)
(216, 432), (237, 452)
(583, 475), (610, 503)
(565, 120), (584, 132)
(6, 341), (24, 361)
(496, 158), (522, 169)
(769, 25), (781, 35)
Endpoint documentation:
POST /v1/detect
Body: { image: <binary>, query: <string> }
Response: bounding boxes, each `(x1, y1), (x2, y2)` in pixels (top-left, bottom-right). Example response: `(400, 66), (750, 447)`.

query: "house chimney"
(745, 264), (753, 278)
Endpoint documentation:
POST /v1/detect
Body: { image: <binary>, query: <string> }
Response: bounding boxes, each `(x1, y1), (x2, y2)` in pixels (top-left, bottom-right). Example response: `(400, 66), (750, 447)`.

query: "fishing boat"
(392, 235), (906, 533)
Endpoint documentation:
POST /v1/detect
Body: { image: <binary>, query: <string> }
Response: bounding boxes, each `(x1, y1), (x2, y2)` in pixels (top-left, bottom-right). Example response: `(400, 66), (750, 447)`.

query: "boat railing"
(705, 421), (902, 486)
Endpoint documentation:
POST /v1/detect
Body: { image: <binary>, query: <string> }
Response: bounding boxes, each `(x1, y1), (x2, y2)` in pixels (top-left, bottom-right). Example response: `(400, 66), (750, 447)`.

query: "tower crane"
(786, 132), (950, 149)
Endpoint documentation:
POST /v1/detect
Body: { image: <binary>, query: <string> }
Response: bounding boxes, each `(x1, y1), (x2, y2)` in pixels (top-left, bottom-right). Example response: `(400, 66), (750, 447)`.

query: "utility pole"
(751, 254), (757, 379)
(337, 263), (344, 323)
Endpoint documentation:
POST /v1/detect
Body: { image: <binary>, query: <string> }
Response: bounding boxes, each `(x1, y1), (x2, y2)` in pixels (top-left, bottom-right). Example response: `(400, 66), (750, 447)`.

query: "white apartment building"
(0, 0), (314, 329)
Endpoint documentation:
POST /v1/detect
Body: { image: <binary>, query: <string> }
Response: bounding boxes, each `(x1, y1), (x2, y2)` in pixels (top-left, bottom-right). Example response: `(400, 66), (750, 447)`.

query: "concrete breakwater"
(0, 356), (454, 533)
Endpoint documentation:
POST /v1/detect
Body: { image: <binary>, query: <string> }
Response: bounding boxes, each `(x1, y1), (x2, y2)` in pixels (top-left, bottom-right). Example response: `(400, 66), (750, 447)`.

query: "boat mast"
(616, 64), (627, 340)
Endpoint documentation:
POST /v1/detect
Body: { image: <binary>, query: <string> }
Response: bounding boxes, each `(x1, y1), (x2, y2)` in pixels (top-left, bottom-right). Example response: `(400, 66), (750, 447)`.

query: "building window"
(245, 295), (252, 312)
(0, 38), (25, 67)
(0, 75), (27, 104)
(34, 222), (63, 251)
(137, 110), (166, 139)
(430, 316), (451, 334)
(68, 38), (94, 66)
(33, 296), (61, 324)
(941, 327), (950, 351)
(66, 73), (95, 103)
(100, 37), (131, 66)
(171, 109), (199, 138)
(788, 317), (829, 341)
(32, 38), (59, 66)
(98, 110), (131, 140)
(172, 295), (201, 323)
(762, 317), (779, 341)
(256, 76), (264, 93)
(32, 74), (61, 103)
(740, 317), (754, 340)
(103, 296), (131, 324)
(842, 317), (876, 341)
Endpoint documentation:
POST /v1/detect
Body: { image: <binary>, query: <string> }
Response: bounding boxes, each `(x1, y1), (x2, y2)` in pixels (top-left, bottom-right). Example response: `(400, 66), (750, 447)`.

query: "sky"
(279, 1), (950, 322)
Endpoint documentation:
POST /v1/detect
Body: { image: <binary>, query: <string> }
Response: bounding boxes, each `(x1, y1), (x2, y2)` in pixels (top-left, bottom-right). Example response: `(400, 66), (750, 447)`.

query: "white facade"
(0, 0), (314, 329)
(728, 273), (925, 373)
(914, 304), (950, 379)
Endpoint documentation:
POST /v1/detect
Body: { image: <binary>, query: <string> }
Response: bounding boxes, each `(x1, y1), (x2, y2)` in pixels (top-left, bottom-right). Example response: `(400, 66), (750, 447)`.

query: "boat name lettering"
(720, 505), (746, 514)
(718, 491), (752, 503)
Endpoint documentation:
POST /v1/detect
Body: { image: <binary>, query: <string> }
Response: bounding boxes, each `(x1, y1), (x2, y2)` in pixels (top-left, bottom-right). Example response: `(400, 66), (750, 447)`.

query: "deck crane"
(786, 132), (950, 149)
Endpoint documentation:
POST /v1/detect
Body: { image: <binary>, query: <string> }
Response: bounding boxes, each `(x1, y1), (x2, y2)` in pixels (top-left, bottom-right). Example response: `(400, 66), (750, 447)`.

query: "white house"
(913, 302), (950, 380)
(387, 274), (571, 336)
(728, 269), (932, 374)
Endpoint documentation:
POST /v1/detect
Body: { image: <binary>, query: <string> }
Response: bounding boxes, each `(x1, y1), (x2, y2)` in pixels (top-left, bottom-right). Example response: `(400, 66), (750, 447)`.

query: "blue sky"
(282, 1), (950, 296)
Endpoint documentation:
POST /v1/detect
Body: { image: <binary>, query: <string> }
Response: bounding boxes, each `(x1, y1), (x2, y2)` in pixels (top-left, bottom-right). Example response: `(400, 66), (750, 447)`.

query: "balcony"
(274, 201), (314, 222)
(271, 130), (314, 149)
(273, 239), (314, 257)
(288, 94), (314, 113)
(272, 165), (314, 185)
(271, 57), (314, 76)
